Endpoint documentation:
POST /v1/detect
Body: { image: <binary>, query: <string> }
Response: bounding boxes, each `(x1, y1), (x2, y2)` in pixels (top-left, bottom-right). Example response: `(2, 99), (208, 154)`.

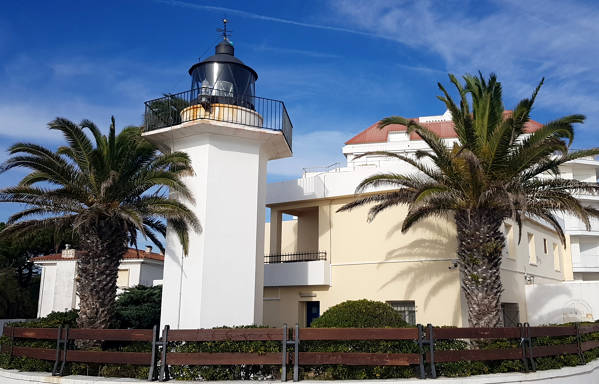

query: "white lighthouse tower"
(143, 22), (292, 329)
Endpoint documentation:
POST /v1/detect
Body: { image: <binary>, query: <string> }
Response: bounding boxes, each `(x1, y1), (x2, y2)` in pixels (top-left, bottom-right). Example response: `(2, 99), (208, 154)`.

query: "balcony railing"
(143, 87), (292, 151)
(264, 251), (326, 264)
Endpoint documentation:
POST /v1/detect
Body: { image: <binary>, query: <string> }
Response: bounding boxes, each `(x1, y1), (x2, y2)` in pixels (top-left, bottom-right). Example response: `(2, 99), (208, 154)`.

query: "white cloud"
(0, 101), (141, 141)
(330, 0), (599, 124)
(248, 43), (342, 59)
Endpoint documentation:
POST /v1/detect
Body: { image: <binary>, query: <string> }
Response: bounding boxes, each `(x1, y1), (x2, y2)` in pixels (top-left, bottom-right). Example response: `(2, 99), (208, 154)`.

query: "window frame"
(387, 300), (416, 325)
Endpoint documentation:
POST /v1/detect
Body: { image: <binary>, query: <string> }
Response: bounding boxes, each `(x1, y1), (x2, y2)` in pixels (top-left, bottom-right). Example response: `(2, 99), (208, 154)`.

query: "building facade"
(33, 246), (164, 318)
(261, 110), (597, 328)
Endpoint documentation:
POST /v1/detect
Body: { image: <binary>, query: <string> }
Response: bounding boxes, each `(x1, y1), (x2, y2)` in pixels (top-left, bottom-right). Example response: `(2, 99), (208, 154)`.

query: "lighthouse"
(142, 21), (292, 329)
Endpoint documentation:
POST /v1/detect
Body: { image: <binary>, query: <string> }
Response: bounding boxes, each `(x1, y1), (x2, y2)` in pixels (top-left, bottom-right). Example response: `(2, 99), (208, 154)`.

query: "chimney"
(62, 244), (76, 259)
(145, 245), (153, 253)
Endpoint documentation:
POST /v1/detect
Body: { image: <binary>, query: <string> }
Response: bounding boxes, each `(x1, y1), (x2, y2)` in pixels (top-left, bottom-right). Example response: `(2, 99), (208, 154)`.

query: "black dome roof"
(188, 39), (258, 80)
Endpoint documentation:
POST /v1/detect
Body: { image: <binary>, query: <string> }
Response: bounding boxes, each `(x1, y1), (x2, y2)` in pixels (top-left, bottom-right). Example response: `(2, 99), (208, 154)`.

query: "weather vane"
(217, 18), (232, 41)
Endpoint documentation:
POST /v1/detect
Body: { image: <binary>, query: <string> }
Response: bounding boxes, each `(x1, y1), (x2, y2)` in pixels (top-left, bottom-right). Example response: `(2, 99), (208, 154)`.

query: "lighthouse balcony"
(143, 87), (292, 151)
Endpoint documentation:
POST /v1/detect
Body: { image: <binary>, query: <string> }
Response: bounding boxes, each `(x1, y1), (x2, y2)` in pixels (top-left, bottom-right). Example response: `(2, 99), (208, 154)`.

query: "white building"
(559, 160), (599, 280)
(263, 109), (599, 326)
(338, 109), (599, 283)
(32, 246), (164, 318)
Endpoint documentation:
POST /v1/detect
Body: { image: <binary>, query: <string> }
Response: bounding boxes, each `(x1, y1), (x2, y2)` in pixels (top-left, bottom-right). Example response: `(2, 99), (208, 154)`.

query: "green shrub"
(0, 310), (79, 373)
(169, 325), (281, 381)
(114, 285), (162, 329)
(311, 299), (408, 328)
(0, 309), (151, 377)
(305, 299), (415, 379)
(11, 310), (79, 328)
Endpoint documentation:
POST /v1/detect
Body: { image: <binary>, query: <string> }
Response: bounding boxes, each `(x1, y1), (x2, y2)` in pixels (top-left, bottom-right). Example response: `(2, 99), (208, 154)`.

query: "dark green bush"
(305, 299), (416, 379)
(113, 285), (162, 329)
(0, 309), (150, 378)
(11, 309), (79, 328)
(169, 325), (281, 381)
(311, 299), (408, 328)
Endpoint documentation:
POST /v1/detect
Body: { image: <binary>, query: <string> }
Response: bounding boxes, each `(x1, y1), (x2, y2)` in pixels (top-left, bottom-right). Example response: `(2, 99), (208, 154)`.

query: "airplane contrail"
(154, 0), (390, 41)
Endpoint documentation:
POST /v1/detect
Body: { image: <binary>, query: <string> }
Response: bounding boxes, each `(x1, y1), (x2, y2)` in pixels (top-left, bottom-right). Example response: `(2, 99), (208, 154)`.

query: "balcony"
(143, 87), (292, 151)
(563, 215), (599, 235)
(264, 251), (326, 264)
(264, 251), (330, 287)
(573, 253), (599, 272)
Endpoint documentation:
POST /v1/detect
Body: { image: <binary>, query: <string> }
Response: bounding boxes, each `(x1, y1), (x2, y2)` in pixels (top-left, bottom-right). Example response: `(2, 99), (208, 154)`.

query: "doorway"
(306, 301), (320, 327)
(501, 303), (520, 327)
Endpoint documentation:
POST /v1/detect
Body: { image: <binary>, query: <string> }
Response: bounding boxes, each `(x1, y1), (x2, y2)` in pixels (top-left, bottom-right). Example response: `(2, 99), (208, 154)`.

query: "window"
(501, 303), (520, 327)
(503, 223), (515, 259)
(387, 301), (416, 325)
(116, 269), (130, 288)
(553, 243), (561, 271)
(543, 238), (548, 254)
(528, 233), (536, 265)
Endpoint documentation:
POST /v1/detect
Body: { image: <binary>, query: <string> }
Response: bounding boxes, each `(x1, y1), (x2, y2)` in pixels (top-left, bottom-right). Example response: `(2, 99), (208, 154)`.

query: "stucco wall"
(37, 259), (163, 318)
(139, 262), (164, 286)
(265, 195), (569, 327)
(37, 260), (77, 317)
(160, 133), (266, 330)
(37, 264), (56, 317)
(526, 281), (599, 324)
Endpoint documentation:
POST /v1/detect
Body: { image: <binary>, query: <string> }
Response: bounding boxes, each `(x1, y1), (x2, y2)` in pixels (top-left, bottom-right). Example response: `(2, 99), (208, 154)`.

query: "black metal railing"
(264, 251), (327, 264)
(143, 87), (292, 151)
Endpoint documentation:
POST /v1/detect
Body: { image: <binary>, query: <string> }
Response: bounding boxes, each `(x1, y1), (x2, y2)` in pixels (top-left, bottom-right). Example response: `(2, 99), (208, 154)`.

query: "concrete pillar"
(270, 209), (282, 255)
(144, 119), (291, 330)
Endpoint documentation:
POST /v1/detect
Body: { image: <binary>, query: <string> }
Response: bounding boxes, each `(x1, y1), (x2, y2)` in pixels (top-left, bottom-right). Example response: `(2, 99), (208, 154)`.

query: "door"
(306, 301), (320, 327)
(501, 303), (520, 327)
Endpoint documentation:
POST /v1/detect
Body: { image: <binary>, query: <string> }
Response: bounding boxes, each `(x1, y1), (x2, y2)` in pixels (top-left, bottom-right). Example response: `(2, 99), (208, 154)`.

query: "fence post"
(59, 326), (69, 376)
(282, 324), (288, 382)
(417, 324), (425, 379)
(518, 323), (529, 372)
(52, 325), (62, 376)
(427, 324), (436, 379)
(159, 325), (170, 382)
(525, 323), (535, 371)
(52, 325), (69, 376)
(293, 323), (299, 382)
(148, 325), (159, 381)
(576, 322), (585, 364)
(7, 326), (14, 364)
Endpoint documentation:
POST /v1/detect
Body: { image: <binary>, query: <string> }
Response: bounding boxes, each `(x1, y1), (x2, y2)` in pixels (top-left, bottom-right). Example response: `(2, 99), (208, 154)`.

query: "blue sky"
(0, 0), (598, 225)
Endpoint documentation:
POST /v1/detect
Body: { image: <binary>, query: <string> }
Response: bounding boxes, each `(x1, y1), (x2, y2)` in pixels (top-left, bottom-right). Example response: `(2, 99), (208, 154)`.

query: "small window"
(503, 223), (515, 259)
(553, 243), (561, 271)
(543, 239), (548, 254)
(528, 233), (536, 265)
(117, 269), (130, 288)
(387, 301), (416, 325)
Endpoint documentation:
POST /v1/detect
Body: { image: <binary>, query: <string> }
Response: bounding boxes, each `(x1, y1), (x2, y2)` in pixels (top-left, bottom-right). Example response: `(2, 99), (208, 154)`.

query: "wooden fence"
(2, 323), (599, 382)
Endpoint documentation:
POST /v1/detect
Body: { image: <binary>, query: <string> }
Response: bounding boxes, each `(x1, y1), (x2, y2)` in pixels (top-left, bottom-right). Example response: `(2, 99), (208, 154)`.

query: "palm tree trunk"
(76, 221), (128, 331)
(455, 209), (505, 328)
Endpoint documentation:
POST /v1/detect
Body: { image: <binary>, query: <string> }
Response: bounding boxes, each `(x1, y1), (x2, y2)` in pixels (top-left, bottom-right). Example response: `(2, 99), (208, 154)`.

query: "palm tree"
(0, 117), (200, 329)
(339, 73), (599, 327)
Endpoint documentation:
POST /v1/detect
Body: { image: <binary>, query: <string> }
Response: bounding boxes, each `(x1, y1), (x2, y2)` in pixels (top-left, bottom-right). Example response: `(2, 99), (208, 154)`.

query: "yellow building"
(262, 111), (572, 328)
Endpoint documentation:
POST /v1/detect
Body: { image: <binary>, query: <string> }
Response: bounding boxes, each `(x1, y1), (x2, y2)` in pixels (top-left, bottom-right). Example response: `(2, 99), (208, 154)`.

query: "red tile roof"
(345, 111), (543, 145)
(31, 248), (164, 262)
